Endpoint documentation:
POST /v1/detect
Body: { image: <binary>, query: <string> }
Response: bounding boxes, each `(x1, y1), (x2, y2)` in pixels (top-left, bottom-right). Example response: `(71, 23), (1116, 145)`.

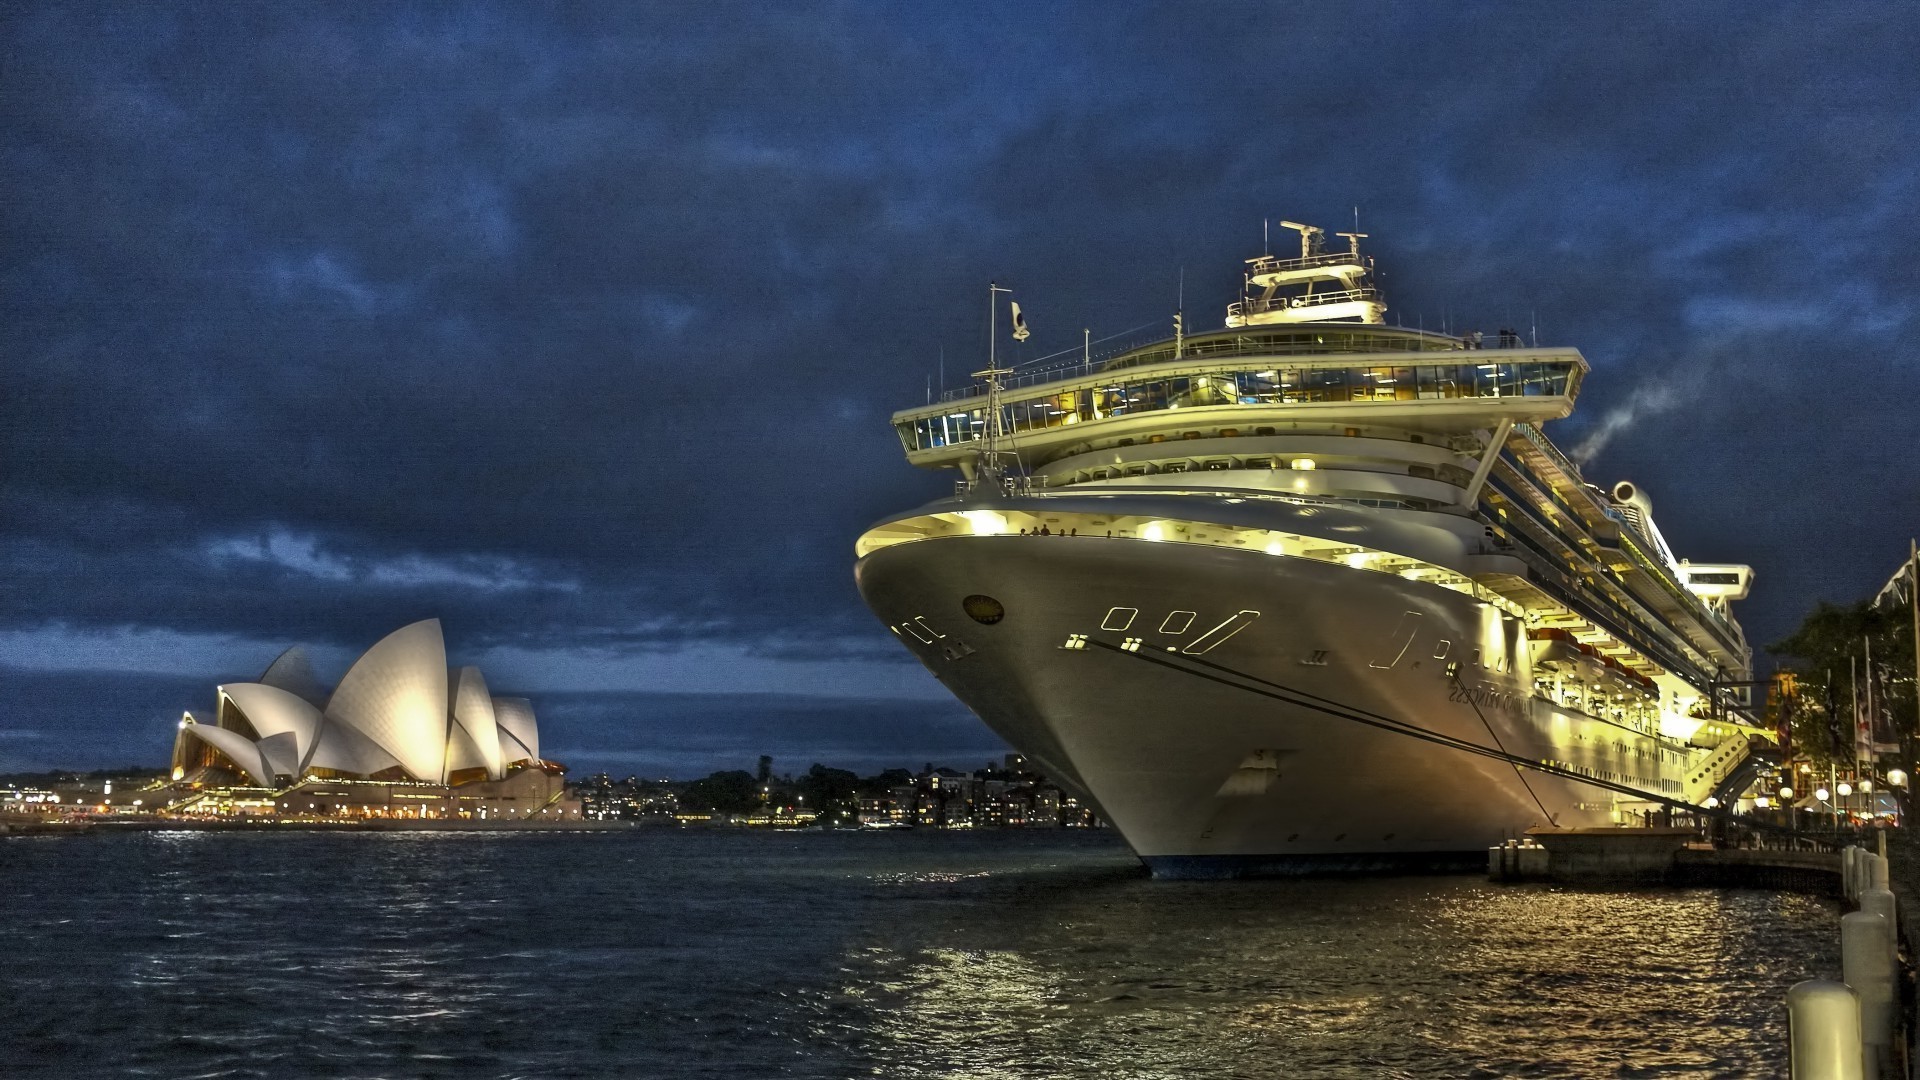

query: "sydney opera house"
(166, 619), (568, 820)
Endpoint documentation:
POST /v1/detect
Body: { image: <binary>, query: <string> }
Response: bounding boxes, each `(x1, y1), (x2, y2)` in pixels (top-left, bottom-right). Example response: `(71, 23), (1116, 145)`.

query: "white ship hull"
(858, 527), (1667, 878)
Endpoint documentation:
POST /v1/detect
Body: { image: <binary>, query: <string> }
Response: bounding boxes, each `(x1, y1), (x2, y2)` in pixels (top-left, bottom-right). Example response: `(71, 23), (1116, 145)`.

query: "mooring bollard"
(1859, 888), (1897, 964)
(1868, 853), (1889, 892)
(1841, 911), (1894, 1073)
(1787, 979), (1865, 1080)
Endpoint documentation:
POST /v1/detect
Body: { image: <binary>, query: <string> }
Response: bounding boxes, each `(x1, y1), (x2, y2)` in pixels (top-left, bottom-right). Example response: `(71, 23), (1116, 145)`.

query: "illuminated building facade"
(165, 619), (565, 818)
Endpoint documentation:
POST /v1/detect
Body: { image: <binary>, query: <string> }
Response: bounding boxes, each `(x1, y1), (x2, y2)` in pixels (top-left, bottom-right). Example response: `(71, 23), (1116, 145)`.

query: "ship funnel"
(1611, 480), (1651, 516)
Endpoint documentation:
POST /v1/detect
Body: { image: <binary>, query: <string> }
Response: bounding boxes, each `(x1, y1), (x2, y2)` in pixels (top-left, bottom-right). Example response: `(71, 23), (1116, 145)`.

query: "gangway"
(1684, 733), (1779, 806)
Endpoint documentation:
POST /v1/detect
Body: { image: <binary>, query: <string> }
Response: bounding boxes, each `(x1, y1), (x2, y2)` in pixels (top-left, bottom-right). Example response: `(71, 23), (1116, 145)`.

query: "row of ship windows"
(900, 363), (1579, 451)
(1541, 759), (1681, 795)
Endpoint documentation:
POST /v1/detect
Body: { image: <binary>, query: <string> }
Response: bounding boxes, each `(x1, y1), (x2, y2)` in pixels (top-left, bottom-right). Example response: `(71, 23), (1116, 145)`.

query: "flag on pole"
(1010, 301), (1030, 342)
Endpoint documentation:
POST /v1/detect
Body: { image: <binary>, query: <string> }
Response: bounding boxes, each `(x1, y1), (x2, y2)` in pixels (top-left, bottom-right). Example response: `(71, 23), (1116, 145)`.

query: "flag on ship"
(1010, 301), (1030, 342)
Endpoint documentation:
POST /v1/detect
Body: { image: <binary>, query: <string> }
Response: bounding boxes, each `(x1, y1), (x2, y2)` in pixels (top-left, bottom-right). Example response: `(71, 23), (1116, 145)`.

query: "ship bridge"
(1227, 222), (1386, 327)
(893, 327), (1586, 491)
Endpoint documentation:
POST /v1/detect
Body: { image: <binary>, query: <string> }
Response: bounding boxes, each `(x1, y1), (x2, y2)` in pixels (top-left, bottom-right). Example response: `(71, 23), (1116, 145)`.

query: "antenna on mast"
(1277, 220), (1323, 259)
(971, 282), (1019, 498)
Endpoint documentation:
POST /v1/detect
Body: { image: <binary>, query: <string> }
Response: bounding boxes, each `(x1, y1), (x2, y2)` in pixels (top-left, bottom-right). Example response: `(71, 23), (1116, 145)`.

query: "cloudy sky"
(4, 2), (1916, 776)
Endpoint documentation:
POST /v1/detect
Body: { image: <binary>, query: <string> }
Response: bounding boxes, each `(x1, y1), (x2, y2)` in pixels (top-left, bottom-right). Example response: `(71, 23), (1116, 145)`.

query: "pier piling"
(1789, 980), (1867, 1080)
(1843, 911), (1896, 1074)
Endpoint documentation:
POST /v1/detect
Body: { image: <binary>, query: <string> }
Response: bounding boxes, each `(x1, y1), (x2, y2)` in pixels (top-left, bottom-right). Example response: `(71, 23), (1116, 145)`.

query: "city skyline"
(5, 3), (1918, 772)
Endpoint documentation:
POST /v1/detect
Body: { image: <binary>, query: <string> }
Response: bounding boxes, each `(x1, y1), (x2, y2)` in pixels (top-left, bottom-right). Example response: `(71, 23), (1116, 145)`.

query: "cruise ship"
(854, 222), (1772, 877)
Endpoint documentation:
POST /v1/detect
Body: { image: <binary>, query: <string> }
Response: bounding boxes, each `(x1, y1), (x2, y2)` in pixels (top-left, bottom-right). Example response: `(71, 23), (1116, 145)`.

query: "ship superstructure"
(854, 224), (1766, 877)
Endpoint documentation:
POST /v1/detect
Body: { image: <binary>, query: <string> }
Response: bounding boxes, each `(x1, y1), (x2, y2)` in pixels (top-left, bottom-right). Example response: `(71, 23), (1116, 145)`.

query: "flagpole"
(978, 283), (1016, 493)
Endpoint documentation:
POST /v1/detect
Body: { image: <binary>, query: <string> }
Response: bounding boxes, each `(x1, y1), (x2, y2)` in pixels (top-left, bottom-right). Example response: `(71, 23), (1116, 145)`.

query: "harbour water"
(1, 829), (1837, 1078)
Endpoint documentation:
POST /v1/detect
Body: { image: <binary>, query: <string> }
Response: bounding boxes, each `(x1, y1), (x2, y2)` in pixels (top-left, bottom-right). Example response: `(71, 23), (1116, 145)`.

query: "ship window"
(911, 617), (945, 640)
(901, 621), (935, 644)
(1101, 607), (1138, 631)
(1432, 640), (1451, 659)
(1471, 649), (1483, 666)
(1159, 611), (1196, 634)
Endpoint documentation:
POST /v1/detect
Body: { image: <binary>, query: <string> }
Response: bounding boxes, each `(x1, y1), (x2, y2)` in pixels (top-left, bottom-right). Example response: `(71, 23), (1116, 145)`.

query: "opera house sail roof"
(169, 619), (546, 789)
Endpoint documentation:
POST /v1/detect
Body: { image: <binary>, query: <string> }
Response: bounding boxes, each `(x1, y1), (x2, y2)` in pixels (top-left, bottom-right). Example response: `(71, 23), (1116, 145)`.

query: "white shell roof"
(183, 723), (275, 787)
(219, 683), (322, 768)
(492, 696), (539, 764)
(449, 666), (504, 780)
(259, 645), (328, 708)
(175, 620), (544, 787)
(323, 619), (450, 783)
(305, 715), (402, 776)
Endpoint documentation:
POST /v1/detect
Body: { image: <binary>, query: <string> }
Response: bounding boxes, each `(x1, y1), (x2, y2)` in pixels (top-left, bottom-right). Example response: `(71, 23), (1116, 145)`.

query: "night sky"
(4, 2), (1917, 777)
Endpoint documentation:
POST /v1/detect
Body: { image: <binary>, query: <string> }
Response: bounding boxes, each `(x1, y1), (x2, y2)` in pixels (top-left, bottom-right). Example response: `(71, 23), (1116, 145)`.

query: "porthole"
(961, 595), (1005, 625)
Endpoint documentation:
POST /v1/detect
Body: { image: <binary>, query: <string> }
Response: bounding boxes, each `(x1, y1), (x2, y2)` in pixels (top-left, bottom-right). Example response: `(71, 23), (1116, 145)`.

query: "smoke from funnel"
(1571, 382), (1683, 465)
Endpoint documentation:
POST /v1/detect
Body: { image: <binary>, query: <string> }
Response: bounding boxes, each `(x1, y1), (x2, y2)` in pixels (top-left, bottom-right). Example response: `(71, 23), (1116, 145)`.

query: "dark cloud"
(3, 2), (1918, 758)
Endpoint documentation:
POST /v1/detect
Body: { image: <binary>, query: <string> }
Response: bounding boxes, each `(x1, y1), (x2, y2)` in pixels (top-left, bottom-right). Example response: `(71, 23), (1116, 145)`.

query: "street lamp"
(1779, 786), (1794, 800)
(1890, 769), (1909, 789)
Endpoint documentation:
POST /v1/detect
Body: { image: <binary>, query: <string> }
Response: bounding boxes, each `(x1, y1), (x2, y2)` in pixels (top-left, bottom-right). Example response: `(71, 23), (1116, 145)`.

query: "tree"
(1769, 599), (1917, 769)
(678, 770), (759, 814)
(795, 763), (859, 821)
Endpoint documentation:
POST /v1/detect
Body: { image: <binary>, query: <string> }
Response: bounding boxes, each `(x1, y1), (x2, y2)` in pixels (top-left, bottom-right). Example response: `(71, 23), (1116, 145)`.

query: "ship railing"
(937, 330), (1168, 403)
(1244, 251), (1369, 277)
(936, 324), (1482, 403)
(955, 474), (1046, 498)
(1229, 288), (1382, 321)
(1512, 423), (1589, 489)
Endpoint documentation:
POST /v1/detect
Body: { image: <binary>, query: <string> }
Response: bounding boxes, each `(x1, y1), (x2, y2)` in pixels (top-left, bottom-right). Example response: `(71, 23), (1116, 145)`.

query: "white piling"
(1841, 911), (1894, 1072)
(1787, 979), (1865, 1080)
(1842, 847), (1860, 902)
(1869, 853), (1889, 892)
(1860, 888), (1898, 966)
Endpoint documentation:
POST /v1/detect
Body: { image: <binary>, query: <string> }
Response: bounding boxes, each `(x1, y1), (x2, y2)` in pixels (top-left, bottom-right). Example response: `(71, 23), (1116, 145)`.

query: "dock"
(1489, 826), (1843, 892)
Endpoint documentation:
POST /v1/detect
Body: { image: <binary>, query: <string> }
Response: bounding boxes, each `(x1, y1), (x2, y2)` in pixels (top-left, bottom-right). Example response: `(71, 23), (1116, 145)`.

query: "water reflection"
(0, 830), (1834, 1079)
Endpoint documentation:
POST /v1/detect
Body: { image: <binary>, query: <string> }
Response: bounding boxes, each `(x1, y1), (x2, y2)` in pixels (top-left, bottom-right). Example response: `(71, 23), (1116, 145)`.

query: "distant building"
(162, 619), (567, 819)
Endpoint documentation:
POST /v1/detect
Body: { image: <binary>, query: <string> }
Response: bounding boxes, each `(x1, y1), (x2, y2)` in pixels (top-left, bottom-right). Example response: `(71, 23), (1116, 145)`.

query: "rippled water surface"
(0, 829), (1837, 1078)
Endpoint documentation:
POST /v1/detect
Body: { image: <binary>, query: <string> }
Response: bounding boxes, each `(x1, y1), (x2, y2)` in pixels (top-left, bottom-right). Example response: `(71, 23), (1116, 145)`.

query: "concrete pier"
(1488, 826), (1841, 891)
